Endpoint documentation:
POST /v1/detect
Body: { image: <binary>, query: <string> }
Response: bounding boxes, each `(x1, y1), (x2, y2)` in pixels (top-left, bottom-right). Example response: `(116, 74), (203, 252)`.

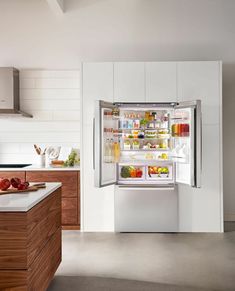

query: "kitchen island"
(0, 166), (80, 229)
(0, 182), (62, 291)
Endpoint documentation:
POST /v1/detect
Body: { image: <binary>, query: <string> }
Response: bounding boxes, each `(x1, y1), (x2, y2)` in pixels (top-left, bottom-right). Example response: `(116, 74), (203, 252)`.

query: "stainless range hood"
(0, 67), (32, 118)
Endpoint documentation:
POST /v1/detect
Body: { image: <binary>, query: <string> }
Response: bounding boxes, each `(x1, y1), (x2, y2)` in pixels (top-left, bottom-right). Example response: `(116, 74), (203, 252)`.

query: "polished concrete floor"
(49, 230), (235, 291)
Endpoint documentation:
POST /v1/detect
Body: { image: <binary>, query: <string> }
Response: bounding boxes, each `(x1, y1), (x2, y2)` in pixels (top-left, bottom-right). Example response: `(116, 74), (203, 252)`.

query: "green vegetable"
(120, 166), (135, 178)
(64, 149), (80, 167)
(140, 119), (148, 127)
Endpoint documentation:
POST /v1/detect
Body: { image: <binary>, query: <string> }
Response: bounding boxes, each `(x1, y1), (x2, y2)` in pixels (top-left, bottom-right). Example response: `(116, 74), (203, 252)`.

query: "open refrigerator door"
(172, 100), (202, 188)
(94, 100), (119, 187)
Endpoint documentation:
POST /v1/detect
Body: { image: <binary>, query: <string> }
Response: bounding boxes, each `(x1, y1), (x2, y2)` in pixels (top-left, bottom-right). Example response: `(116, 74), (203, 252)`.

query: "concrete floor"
(50, 230), (235, 291)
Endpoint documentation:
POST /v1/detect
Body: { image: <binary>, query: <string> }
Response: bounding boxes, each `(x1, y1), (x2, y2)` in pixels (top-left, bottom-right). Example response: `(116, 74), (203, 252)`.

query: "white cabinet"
(82, 62), (114, 126)
(114, 62), (145, 102)
(146, 62), (177, 102)
(82, 63), (114, 231)
(82, 124), (114, 231)
(177, 61), (221, 125)
(178, 124), (222, 232)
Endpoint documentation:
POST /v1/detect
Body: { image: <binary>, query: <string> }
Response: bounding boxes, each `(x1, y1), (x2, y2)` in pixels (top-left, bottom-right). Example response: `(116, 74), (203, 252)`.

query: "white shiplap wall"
(0, 70), (80, 164)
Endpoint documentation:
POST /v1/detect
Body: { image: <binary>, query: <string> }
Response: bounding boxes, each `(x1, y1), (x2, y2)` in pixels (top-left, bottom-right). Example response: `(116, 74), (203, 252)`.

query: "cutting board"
(0, 184), (46, 195)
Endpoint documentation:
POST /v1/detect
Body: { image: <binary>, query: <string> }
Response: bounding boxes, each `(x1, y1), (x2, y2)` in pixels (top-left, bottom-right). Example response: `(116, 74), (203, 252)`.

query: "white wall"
(0, 70), (80, 164)
(0, 0), (234, 219)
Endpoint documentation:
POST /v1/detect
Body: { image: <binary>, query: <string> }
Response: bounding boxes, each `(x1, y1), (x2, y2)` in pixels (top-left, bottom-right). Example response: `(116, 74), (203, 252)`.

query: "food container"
(145, 130), (157, 139)
(119, 165), (145, 180)
(147, 166), (171, 180)
(124, 141), (131, 150)
(132, 140), (140, 150)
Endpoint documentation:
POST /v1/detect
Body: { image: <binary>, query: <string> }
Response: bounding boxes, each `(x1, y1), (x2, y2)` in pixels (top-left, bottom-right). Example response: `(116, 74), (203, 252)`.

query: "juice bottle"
(178, 124), (183, 137)
(174, 124), (180, 137)
(113, 141), (120, 162)
(110, 138), (114, 163)
(145, 111), (150, 121)
(104, 138), (110, 163)
(180, 124), (185, 137)
(171, 124), (176, 137)
(183, 123), (190, 136)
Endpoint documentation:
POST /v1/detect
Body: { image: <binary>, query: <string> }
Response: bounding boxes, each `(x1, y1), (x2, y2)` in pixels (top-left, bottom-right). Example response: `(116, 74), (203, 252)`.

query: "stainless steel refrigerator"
(93, 100), (202, 232)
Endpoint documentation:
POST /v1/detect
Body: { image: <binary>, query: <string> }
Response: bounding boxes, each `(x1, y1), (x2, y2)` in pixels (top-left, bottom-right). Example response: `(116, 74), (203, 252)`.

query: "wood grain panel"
(0, 270), (27, 290)
(26, 171), (78, 197)
(28, 228), (61, 291)
(26, 188), (61, 267)
(26, 170), (80, 229)
(0, 171), (26, 182)
(62, 198), (78, 225)
(0, 229), (61, 291)
(78, 182), (80, 226)
(0, 187), (61, 290)
(0, 213), (27, 269)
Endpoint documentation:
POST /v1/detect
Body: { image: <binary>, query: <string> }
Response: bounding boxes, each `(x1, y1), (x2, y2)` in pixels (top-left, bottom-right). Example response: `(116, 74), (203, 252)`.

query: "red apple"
(24, 181), (29, 188)
(11, 177), (21, 188)
(18, 183), (27, 190)
(0, 178), (11, 191)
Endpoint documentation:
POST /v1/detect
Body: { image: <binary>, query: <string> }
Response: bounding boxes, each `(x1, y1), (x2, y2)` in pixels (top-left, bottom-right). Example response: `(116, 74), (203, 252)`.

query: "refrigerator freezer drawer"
(114, 186), (178, 232)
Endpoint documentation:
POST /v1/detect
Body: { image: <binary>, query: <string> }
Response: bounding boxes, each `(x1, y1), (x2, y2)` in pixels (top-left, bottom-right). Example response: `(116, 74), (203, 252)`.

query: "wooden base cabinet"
(0, 188), (62, 291)
(26, 171), (80, 229)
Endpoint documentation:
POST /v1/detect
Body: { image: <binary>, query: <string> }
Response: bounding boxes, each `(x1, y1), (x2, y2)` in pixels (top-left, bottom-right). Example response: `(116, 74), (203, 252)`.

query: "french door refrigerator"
(94, 100), (202, 232)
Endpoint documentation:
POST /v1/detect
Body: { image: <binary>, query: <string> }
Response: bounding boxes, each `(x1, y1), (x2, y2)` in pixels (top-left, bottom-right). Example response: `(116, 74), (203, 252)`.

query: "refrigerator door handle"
(117, 185), (175, 191)
(195, 103), (202, 188)
(117, 187), (175, 191)
(93, 117), (95, 170)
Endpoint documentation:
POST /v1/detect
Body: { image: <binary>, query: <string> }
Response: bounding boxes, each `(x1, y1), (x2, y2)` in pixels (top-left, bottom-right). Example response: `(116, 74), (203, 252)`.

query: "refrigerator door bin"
(94, 100), (119, 187)
(173, 100), (202, 188)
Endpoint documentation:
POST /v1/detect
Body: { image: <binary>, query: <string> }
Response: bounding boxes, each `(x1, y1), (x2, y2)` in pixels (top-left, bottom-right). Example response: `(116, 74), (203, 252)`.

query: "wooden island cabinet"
(26, 170), (80, 229)
(0, 183), (62, 291)
(0, 169), (80, 230)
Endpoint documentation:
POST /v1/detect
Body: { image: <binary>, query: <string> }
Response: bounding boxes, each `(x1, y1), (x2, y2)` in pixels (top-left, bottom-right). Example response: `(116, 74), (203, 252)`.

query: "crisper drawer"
(119, 165), (145, 181)
(146, 165), (173, 181)
(118, 163), (174, 184)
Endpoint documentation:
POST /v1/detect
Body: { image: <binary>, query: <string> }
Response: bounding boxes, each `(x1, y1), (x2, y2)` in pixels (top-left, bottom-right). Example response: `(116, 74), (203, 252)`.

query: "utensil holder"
(36, 154), (46, 167)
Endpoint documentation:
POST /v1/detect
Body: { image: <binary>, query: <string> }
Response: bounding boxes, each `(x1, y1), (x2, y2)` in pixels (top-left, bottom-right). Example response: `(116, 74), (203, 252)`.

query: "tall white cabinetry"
(81, 63), (115, 231)
(177, 61), (223, 232)
(146, 62), (177, 102)
(114, 62), (145, 102)
(81, 61), (223, 232)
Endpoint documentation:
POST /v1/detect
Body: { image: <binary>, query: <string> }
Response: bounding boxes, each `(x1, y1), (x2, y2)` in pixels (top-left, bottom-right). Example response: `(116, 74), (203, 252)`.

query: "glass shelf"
(121, 149), (170, 152)
(119, 128), (169, 131)
(171, 136), (189, 138)
(121, 137), (170, 140)
(119, 160), (173, 165)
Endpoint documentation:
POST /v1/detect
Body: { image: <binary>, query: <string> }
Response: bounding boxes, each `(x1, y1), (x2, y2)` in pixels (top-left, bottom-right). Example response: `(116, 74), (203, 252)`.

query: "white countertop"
(0, 182), (62, 212)
(0, 165), (80, 171)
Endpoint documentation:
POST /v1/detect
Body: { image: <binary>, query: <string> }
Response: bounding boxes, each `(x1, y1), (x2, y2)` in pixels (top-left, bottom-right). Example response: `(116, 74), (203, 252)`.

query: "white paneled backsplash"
(0, 70), (80, 164)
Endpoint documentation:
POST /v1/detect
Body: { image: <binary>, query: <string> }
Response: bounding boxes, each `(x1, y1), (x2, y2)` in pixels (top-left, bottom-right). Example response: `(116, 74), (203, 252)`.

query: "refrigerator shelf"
(118, 128), (169, 131)
(121, 149), (170, 152)
(171, 136), (190, 139)
(121, 137), (170, 140)
(119, 160), (173, 165)
(170, 117), (189, 121)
